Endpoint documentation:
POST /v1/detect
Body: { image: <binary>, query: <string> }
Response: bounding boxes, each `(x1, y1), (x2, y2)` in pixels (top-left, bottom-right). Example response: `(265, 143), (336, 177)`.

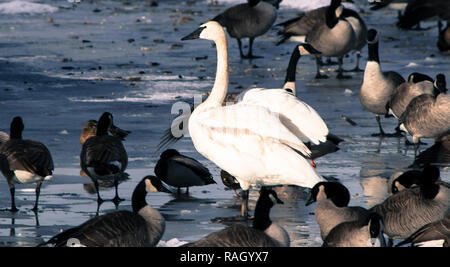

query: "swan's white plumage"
(186, 21), (325, 192)
(236, 88), (329, 145)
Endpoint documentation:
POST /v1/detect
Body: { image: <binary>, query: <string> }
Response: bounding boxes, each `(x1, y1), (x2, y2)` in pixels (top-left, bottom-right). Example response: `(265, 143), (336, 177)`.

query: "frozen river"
(0, 0), (448, 247)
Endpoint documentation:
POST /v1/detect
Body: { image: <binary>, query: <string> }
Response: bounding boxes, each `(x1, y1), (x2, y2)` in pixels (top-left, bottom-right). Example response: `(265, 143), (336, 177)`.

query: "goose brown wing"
(0, 139), (53, 177)
(81, 136), (128, 171)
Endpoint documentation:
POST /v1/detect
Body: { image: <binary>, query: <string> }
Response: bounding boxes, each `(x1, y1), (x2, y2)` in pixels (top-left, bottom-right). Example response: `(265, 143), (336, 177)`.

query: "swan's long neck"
(202, 36), (228, 108)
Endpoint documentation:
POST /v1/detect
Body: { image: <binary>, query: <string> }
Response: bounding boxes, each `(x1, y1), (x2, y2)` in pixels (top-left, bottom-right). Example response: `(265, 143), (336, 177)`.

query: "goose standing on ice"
(388, 72), (434, 120)
(181, 21), (325, 218)
(306, 182), (370, 240)
(182, 187), (290, 247)
(0, 117), (54, 212)
(212, 0), (278, 59)
(399, 77), (450, 156)
(154, 149), (216, 195)
(305, 0), (356, 79)
(359, 29), (405, 137)
(80, 112), (129, 204)
(38, 176), (166, 247)
(276, 3), (366, 73)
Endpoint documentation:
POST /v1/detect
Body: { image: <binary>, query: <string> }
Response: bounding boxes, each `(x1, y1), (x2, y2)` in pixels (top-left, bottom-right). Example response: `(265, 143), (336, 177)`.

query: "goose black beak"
(181, 26), (206, 41)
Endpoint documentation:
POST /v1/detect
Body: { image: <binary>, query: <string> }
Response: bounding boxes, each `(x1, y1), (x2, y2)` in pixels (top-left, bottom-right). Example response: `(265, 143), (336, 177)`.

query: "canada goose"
(212, 0), (278, 59)
(437, 21), (450, 52)
(277, 4), (366, 73)
(182, 187), (290, 247)
(80, 119), (130, 145)
(0, 117), (54, 212)
(388, 72), (434, 119)
(304, 0), (356, 79)
(154, 149), (216, 195)
(221, 169), (241, 198)
(322, 212), (386, 247)
(181, 21), (325, 218)
(359, 29), (406, 137)
(370, 166), (450, 245)
(306, 182), (370, 240)
(399, 85), (450, 156)
(276, 5), (330, 45)
(396, 215), (450, 247)
(38, 176), (166, 247)
(80, 112), (129, 204)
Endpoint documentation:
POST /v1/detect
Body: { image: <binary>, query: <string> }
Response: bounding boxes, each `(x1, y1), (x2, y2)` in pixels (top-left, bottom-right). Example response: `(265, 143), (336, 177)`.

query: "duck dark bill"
(181, 26), (206, 41)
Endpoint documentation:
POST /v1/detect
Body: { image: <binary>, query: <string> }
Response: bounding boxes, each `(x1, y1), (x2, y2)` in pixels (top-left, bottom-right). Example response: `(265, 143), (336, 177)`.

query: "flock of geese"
(0, 0), (449, 247)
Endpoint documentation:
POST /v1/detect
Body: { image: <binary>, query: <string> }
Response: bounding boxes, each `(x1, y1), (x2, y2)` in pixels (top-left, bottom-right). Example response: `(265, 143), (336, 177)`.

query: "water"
(0, 0), (448, 247)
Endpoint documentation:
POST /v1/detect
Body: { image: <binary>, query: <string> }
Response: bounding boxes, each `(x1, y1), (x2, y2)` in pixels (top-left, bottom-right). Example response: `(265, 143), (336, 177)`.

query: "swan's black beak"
(181, 26), (206, 41)
(300, 44), (321, 55)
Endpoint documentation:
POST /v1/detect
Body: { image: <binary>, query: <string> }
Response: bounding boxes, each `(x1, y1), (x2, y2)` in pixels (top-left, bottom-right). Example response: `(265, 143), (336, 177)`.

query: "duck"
(0, 117), (54, 212)
(399, 81), (450, 156)
(370, 166), (450, 246)
(37, 176), (166, 247)
(306, 181), (371, 240)
(80, 112), (129, 204)
(154, 149), (216, 195)
(80, 119), (130, 145)
(359, 28), (405, 137)
(396, 215), (450, 247)
(304, 0), (356, 79)
(182, 187), (290, 247)
(212, 0), (278, 59)
(388, 72), (434, 119)
(322, 212), (386, 247)
(181, 21), (325, 218)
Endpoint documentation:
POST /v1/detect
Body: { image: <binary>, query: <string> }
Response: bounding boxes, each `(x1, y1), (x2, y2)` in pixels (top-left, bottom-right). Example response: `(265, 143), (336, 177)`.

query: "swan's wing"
(193, 103), (312, 158)
(237, 88), (329, 145)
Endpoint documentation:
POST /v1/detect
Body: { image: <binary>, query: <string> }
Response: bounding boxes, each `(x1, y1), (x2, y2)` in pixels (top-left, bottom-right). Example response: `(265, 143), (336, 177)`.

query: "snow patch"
(0, 1), (58, 14)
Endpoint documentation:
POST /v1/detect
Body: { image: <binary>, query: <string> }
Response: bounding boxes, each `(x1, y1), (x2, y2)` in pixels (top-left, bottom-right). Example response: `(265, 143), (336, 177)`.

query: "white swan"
(181, 21), (325, 217)
(235, 44), (328, 147)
